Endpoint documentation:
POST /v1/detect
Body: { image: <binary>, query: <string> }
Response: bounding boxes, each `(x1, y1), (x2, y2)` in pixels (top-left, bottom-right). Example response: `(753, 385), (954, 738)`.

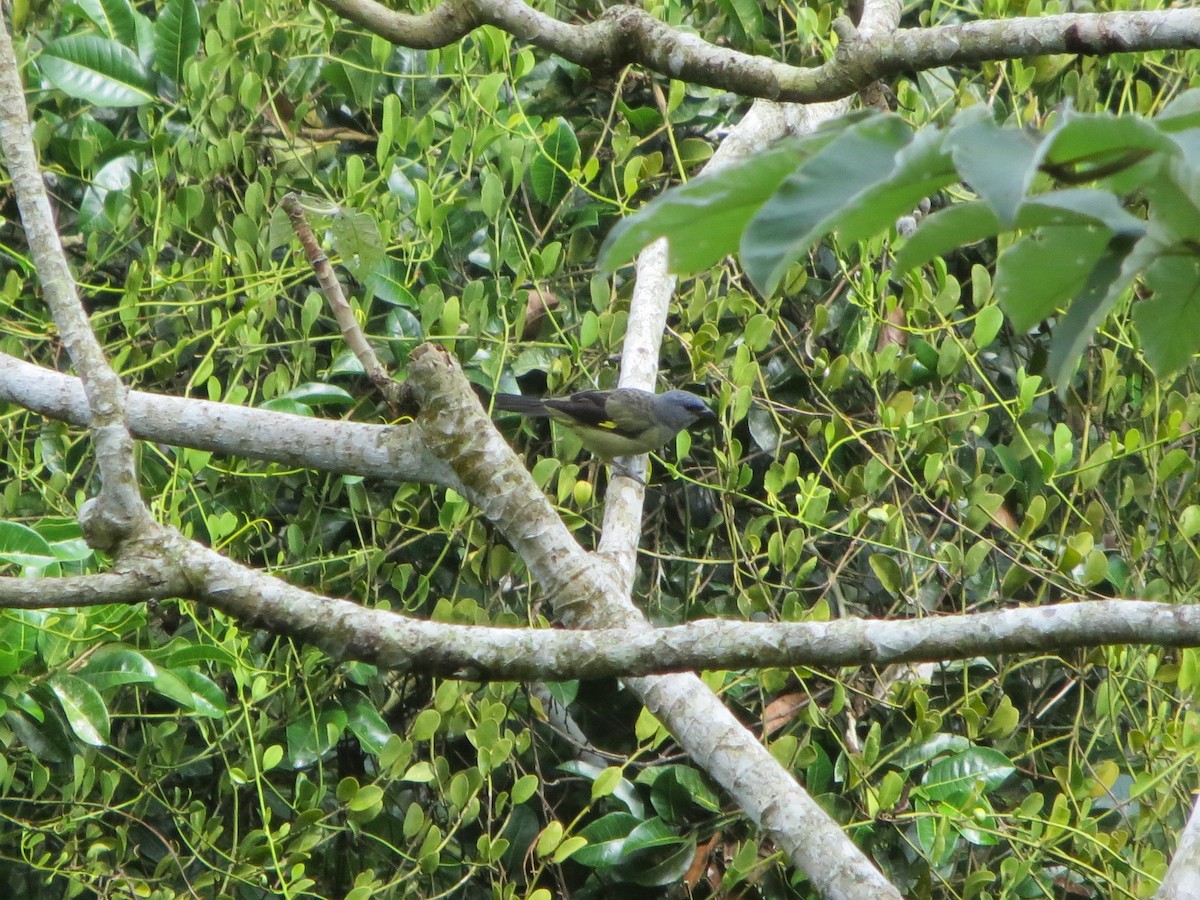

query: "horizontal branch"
(203, 596), (1200, 679)
(0, 353), (457, 487)
(317, 0), (1200, 102)
(6, 553), (1194, 677)
(0, 571), (184, 609)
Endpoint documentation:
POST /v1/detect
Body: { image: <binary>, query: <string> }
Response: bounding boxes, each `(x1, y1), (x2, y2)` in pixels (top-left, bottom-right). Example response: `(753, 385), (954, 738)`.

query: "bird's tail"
(491, 393), (552, 416)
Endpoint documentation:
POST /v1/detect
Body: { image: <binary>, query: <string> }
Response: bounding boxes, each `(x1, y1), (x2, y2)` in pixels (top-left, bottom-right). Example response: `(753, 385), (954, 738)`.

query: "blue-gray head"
(653, 390), (716, 429)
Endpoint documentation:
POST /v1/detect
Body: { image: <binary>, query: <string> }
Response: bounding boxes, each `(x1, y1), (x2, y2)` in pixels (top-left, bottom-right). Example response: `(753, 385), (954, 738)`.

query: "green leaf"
(75, 0), (139, 45)
(0, 521), (60, 576)
(1041, 111), (1176, 189)
(40, 35), (154, 107)
(331, 209), (385, 281)
(1025, 189), (1145, 235)
(49, 673), (111, 747)
(288, 708), (349, 767)
(154, 0), (201, 84)
(741, 114), (921, 295)
(599, 142), (800, 274)
(1142, 159), (1200, 242)
(560, 759), (645, 816)
(895, 189), (1144, 274)
(79, 645), (158, 691)
(364, 260), (417, 309)
(716, 0), (763, 41)
(529, 118), (580, 206)
(919, 747), (1015, 803)
(572, 812), (640, 867)
(1132, 256), (1200, 374)
(973, 305), (1004, 348)
(345, 698), (393, 754)
(648, 765), (720, 819)
(868, 554), (903, 596)
(149, 668), (196, 707)
(1156, 88), (1200, 132)
(994, 226), (1114, 332)
(171, 668), (229, 718)
(947, 109), (1041, 226)
(894, 202), (1001, 273)
(258, 398), (314, 416)
(836, 127), (957, 245)
(621, 817), (682, 854)
(1045, 233), (1142, 390)
(624, 822), (696, 886)
(281, 382), (356, 409)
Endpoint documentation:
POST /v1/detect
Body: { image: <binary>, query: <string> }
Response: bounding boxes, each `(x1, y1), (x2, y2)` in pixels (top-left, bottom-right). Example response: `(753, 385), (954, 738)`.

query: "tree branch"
(0, 353), (458, 488)
(0, 18), (149, 546)
(317, 0), (1200, 103)
(0, 572), (185, 609)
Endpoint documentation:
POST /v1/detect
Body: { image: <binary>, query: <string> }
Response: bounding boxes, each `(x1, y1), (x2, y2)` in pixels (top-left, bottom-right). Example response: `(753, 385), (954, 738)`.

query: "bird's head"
(655, 390), (717, 429)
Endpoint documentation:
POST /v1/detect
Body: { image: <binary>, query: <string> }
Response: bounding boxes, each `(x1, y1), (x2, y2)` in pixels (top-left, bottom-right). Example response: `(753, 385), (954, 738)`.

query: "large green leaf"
(994, 225), (1114, 332)
(1156, 88), (1200, 132)
(75, 0), (139, 45)
(599, 142), (801, 274)
(1142, 159), (1200, 242)
(896, 189), (1146, 273)
(946, 108), (1041, 227)
(1133, 256), (1200, 374)
(715, 0), (764, 41)
(79, 645), (158, 691)
(331, 208), (385, 281)
(49, 673), (111, 747)
(572, 812), (641, 867)
(741, 114), (918, 295)
(281, 382), (356, 409)
(1045, 232), (1143, 389)
(0, 521), (60, 576)
(529, 118), (580, 207)
(833, 126), (957, 246)
(345, 698), (393, 754)
(171, 668), (229, 718)
(154, 0), (201, 84)
(894, 202), (1002, 273)
(918, 746), (1015, 803)
(39, 35), (154, 107)
(1041, 111), (1176, 192)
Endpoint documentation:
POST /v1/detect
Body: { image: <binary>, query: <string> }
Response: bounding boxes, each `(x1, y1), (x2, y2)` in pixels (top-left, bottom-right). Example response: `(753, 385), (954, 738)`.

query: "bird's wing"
(542, 390), (617, 428)
(598, 389), (655, 436)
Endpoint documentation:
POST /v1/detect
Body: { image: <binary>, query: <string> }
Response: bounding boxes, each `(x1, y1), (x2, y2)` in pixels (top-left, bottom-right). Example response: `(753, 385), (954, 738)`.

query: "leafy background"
(2, 0), (1199, 897)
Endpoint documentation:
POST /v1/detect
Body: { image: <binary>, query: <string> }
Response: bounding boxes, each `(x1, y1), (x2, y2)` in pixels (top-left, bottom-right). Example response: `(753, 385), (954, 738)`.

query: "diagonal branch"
(0, 18), (148, 547)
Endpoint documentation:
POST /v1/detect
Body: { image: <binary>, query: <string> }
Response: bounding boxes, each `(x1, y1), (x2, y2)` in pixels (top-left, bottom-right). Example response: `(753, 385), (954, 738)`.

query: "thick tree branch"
(0, 353), (458, 488)
(401, 339), (901, 895)
(0, 18), (148, 545)
(4, 563), (1195, 679)
(318, 0), (1200, 103)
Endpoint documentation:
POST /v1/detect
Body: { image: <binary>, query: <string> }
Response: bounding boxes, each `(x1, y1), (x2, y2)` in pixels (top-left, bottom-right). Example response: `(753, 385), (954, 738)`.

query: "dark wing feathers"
(542, 390), (619, 429)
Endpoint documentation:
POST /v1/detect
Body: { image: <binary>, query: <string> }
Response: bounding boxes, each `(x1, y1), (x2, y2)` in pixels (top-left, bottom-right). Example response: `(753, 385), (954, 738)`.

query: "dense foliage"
(2, 0), (1199, 897)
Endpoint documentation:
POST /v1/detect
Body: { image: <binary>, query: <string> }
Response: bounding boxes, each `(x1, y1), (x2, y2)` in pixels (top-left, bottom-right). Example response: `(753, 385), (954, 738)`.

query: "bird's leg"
(609, 457), (647, 487)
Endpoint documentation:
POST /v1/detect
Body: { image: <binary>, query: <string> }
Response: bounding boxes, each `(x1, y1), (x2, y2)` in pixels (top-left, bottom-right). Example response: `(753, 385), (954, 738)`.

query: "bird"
(491, 387), (716, 469)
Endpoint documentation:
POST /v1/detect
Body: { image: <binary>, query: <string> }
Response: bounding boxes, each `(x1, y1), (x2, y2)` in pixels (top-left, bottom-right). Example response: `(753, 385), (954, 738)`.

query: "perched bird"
(492, 387), (716, 464)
